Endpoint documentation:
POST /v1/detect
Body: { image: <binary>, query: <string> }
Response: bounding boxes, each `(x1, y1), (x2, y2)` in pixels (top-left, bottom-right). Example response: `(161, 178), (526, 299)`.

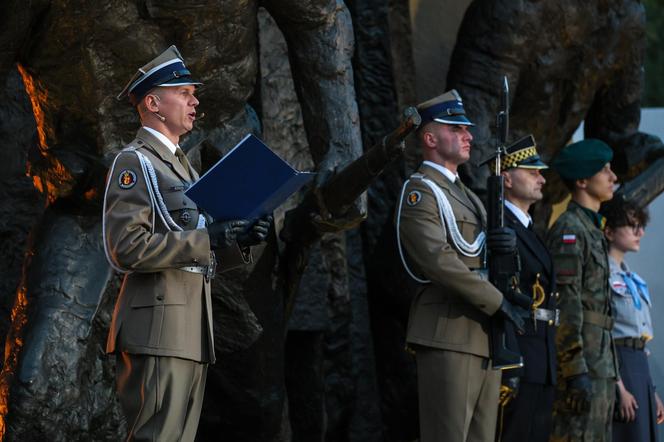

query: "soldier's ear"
(501, 170), (513, 189)
(421, 130), (436, 148)
(143, 94), (161, 112)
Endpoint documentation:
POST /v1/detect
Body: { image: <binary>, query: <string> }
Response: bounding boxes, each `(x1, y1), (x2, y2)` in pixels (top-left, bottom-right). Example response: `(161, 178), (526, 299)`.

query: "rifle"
(487, 77), (524, 370)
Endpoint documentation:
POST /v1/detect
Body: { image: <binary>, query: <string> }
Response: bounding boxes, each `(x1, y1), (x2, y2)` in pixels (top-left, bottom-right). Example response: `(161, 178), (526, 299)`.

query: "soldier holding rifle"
(484, 135), (557, 442)
(395, 90), (525, 442)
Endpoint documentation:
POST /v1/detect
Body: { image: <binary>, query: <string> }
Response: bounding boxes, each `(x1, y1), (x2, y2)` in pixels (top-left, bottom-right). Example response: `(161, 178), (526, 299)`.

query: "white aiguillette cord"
(396, 175), (486, 283)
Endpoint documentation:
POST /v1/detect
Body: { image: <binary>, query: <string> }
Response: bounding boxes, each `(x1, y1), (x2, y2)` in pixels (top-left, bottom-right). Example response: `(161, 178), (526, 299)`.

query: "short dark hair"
(600, 196), (650, 230)
(562, 178), (576, 193)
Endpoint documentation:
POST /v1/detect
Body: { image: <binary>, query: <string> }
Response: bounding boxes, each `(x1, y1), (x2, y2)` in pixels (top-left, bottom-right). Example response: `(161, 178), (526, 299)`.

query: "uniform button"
(156, 294), (164, 301)
(555, 292), (560, 299)
(548, 320), (554, 326)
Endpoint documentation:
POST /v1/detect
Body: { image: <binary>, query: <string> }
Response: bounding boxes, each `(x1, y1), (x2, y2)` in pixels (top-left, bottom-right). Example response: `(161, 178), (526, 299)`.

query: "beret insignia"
(407, 190), (422, 206)
(118, 170), (137, 189)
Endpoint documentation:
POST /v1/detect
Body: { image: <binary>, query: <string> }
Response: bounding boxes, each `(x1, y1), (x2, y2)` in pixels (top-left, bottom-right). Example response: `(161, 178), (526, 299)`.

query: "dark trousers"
(116, 353), (207, 442)
(613, 346), (658, 442)
(497, 382), (555, 442)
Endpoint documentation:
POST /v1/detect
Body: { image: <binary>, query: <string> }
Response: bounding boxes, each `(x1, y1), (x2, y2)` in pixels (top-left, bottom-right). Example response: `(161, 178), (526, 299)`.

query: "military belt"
(179, 251), (217, 282)
(180, 265), (208, 274)
(470, 268), (489, 281)
(533, 308), (560, 326)
(582, 310), (614, 330)
(614, 337), (646, 350)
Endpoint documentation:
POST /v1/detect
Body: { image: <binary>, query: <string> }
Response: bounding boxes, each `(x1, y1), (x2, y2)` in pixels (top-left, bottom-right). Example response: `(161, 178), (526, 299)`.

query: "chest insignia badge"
(180, 211), (192, 225)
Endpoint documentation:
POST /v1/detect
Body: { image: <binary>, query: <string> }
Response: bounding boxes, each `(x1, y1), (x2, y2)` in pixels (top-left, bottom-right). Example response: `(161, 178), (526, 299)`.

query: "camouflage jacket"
(546, 201), (617, 379)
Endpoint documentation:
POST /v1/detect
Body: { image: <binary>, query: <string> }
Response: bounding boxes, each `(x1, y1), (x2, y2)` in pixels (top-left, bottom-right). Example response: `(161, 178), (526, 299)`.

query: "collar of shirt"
(609, 255), (628, 276)
(142, 126), (178, 155)
(571, 200), (606, 229)
(423, 160), (458, 183)
(609, 256), (651, 308)
(505, 200), (532, 228)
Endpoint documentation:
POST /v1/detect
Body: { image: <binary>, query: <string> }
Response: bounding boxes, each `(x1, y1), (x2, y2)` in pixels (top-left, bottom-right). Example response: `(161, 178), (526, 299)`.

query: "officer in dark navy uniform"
(484, 135), (558, 442)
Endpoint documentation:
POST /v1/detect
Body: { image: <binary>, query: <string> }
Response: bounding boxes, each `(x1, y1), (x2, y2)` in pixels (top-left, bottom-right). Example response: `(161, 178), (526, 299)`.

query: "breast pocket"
(456, 212), (480, 241)
(161, 189), (200, 230)
(583, 248), (608, 291)
(610, 279), (636, 321)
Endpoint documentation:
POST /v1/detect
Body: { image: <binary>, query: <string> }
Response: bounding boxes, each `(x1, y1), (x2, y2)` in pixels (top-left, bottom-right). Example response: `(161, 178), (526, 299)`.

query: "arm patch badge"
(118, 170), (138, 189)
(407, 190), (422, 206)
(562, 234), (576, 244)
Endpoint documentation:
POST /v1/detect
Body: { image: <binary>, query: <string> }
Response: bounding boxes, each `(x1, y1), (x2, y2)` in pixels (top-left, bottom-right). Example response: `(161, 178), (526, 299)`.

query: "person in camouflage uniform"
(546, 139), (619, 442)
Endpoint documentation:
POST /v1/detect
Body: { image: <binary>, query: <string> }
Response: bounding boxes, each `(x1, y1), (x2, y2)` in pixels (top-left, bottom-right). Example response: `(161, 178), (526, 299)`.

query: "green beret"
(552, 139), (613, 180)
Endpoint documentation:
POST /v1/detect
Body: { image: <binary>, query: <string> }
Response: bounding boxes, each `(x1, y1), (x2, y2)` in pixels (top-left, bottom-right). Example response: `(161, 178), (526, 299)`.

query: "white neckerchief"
(423, 160), (458, 184)
(505, 200), (532, 228)
(142, 126), (178, 155)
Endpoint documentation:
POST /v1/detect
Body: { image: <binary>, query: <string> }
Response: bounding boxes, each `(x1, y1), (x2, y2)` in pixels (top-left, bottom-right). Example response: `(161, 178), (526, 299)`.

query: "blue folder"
(185, 134), (315, 221)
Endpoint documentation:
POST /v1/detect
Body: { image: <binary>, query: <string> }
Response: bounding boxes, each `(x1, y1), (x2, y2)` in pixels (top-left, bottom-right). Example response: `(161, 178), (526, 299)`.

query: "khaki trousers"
(116, 353), (207, 442)
(416, 348), (500, 442)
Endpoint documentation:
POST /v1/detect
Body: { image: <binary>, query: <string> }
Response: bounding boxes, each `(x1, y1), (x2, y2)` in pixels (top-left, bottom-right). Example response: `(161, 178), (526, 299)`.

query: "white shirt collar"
(505, 199), (532, 228)
(142, 126), (178, 155)
(423, 160), (458, 183)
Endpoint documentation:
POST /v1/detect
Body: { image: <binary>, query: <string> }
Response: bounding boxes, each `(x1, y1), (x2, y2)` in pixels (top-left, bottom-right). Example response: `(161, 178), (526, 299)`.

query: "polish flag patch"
(562, 234), (576, 244)
(612, 281), (627, 289)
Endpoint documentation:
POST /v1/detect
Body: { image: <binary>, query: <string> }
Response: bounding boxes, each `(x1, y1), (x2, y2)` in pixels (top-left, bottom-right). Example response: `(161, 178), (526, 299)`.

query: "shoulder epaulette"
(121, 138), (144, 152)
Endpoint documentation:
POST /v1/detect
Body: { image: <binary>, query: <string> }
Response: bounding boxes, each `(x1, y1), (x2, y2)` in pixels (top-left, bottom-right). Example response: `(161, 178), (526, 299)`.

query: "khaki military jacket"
(546, 201), (617, 379)
(103, 128), (248, 364)
(397, 163), (503, 358)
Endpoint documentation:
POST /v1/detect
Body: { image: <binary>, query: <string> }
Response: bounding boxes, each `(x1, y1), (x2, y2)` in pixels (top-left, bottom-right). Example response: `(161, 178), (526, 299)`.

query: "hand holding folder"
(185, 134), (314, 221)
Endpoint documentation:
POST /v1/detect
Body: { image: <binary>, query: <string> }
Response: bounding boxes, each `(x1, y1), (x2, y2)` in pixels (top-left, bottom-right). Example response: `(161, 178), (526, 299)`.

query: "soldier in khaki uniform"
(546, 139), (619, 442)
(395, 90), (526, 442)
(103, 46), (270, 441)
